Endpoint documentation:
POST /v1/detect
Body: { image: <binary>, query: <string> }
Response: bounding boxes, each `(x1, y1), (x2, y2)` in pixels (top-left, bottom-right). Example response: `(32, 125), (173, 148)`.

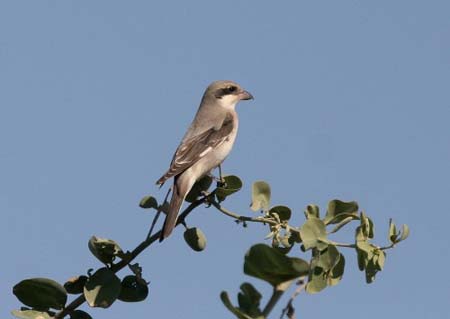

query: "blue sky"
(1, 1), (449, 318)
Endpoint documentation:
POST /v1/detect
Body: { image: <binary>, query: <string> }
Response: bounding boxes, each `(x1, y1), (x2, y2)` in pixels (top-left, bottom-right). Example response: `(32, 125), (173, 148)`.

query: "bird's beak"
(239, 90), (254, 101)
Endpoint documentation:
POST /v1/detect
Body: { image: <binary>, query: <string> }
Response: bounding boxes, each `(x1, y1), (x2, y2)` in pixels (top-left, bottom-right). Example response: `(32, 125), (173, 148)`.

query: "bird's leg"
(218, 164), (224, 183)
(206, 173), (223, 186)
(210, 164), (226, 187)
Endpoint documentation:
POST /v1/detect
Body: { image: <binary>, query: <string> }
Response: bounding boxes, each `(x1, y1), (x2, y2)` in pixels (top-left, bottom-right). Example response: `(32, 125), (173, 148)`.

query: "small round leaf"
(269, 205), (292, 221)
(299, 218), (328, 251)
(84, 268), (121, 308)
(375, 250), (386, 271)
(244, 244), (309, 286)
(328, 253), (346, 286)
(11, 310), (53, 319)
(216, 175), (243, 202)
(118, 275), (149, 302)
(13, 278), (67, 310)
(400, 224), (410, 242)
(317, 245), (340, 271)
(324, 200), (359, 224)
(69, 310), (93, 319)
(183, 227), (207, 252)
(304, 204), (320, 219)
(250, 181), (271, 211)
(88, 236), (123, 265)
(237, 282), (263, 318)
(139, 196), (158, 209)
(64, 276), (88, 295)
(306, 267), (327, 294)
(388, 219), (398, 243)
(220, 291), (253, 319)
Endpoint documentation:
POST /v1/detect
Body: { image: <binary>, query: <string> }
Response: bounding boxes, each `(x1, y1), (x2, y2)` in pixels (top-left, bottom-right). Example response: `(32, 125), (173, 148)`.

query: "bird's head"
(204, 80), (253, 110)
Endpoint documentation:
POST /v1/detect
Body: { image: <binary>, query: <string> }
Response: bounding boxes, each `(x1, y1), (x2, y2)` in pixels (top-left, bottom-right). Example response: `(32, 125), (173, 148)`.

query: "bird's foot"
(207, 173), (225, 187)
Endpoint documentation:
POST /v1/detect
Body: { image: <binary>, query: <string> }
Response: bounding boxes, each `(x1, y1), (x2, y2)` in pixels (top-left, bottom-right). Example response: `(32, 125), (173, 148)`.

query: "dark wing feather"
(156, 113), (234, 185)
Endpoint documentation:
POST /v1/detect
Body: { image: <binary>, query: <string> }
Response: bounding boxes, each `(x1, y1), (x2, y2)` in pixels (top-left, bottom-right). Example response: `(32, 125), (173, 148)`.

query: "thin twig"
(210, 200), (277, 226)
(380, 243), (396, 251)
(330, 241), (356, 248)
(209, 199), (304, 236)
(146, 188), (171, 240)
(262, 280), (294, 317)
(332, 241), (397, 251)
(279, 278), (306, 319)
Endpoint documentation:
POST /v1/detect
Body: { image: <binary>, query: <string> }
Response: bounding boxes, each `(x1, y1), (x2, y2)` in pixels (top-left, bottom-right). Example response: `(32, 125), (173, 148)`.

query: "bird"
(156, 80), (253, 240)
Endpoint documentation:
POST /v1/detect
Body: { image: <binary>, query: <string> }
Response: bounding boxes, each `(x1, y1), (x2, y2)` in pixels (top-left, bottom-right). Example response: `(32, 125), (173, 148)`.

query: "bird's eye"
(228, 86), (237, 93)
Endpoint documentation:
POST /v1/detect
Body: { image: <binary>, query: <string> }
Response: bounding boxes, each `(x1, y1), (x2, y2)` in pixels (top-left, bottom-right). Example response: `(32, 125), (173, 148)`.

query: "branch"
(279, 279), (306, 319)
(380, 243), (396, 251)
(262, 280), (294, 317)
(330, 241), (356, 249)
(332, 241), (399, 251)
(209, 199), (297, 230)
(54, 196), (208, 319)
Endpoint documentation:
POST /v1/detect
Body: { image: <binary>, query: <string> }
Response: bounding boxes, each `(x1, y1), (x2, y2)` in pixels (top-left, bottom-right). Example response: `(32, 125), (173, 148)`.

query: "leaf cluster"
(10, 174), (408, 319)
(12, 237), (148, 319)
(217, 179), (409, 318)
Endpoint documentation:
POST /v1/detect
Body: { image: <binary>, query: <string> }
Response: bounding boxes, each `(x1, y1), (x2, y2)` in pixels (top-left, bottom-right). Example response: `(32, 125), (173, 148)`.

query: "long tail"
(160, 180), (185, 241)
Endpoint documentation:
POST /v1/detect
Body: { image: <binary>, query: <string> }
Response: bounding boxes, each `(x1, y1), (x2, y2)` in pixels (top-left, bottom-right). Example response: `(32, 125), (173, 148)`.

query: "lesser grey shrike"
(156, 80), (253, 240)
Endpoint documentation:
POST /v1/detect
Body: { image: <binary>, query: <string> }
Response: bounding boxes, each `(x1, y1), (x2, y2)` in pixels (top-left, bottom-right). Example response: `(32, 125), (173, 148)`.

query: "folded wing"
(156, 113), (234, 186)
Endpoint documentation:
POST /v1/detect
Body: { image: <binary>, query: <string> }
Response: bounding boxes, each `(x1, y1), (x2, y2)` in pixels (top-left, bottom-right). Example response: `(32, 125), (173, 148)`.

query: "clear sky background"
(1, 1), (449, 318)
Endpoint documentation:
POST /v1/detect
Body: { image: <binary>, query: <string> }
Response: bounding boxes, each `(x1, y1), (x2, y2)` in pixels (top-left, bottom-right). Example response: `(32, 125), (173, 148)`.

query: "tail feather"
(160, 182), (185, 241)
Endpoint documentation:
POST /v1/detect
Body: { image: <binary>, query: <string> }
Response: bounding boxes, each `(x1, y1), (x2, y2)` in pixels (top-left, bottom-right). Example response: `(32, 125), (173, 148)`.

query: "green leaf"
(69, 310), (93, 319)
(355, 225), (366, 242)
(360, 212), (374, 239)
(316, 245), (340, 271)
(11, 310), (53, 319)
(220, 291), (254, 319)
(216, 175), (243, 202)
(291, 257), (310, 274)
(356, 243), (371, 271)
(64, 276), (88, 294)
(375, 250), (386, 271)
(356, 245), (366, 271)
(356, 240), (375, 261)
(299, 218), (328, 251)
(355, 239), (386, 283)
(324, 200), (359, 225)
(84, 268), (121, 308)
(139, 195), (158, 209)
(183, 227), (207, 252)
(388, 219), (397, 244)
(289, 230), (302, 244)
(400, 224), (410, 242)
(237, 283), (263, 318)
(306, 267), (327, 294)
(13, 278), (67, 310)
(244, 244), (309, 286)
(269, 205), (292, 221)
(304, 204), (320, 219)
(365, 258), (380, 284)
(250, 181), (271, 211)
(185, 175), (213, 202)
(328, 254), (345, 286)
(88, 236), (123, 265)
(118, 275), (149, 302)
